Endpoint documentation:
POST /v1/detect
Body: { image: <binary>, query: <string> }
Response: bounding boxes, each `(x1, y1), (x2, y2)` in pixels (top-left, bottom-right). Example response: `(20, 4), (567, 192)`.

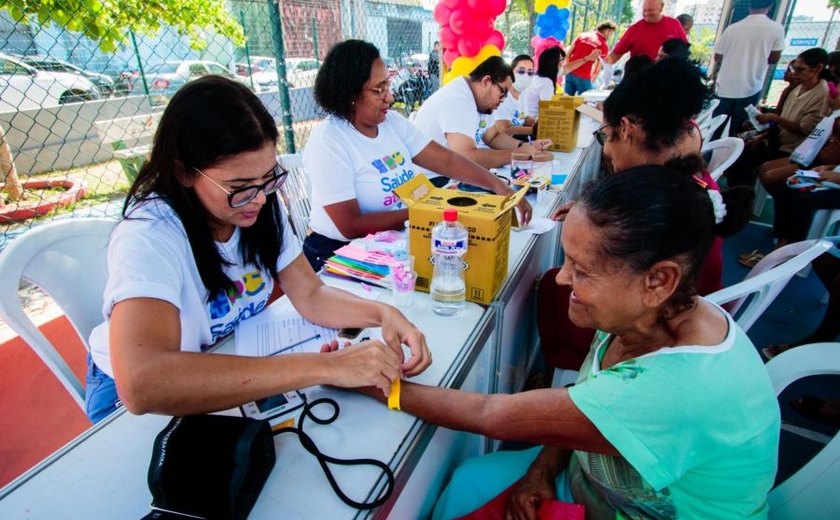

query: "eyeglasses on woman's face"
(365, 79), (392, 99)
(194, 162), (289, 208)
(514, 67), (535, 76)
(593, 124), (611, 146)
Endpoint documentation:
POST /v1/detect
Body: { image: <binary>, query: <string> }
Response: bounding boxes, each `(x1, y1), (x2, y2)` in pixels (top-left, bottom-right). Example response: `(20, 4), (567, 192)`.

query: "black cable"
(273, 398), (395, 510)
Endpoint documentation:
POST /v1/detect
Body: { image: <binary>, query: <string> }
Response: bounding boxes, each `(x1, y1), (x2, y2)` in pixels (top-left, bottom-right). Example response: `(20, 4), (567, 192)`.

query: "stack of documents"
(322, 245), (399, 287)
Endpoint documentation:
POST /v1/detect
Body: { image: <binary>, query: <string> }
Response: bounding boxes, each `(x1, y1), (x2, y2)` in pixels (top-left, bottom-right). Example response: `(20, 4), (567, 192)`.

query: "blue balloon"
(558, 8), (570, 21)
(535, 6), (568, 40)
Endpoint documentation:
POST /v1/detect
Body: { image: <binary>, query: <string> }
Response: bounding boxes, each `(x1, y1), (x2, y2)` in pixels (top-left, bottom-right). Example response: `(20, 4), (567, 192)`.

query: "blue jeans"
(84, 354), (120, 423)
(564, 74), (592, 96)
(713, 91), (761, 138)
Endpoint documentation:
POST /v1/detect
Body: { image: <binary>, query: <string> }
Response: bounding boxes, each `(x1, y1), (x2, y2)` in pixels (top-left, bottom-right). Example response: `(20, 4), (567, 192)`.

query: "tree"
(1, 0), (245, 201)
(5, 0), (245, 52)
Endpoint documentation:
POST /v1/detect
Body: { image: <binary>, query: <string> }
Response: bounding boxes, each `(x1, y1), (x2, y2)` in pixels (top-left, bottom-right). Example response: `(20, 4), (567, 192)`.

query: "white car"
(0, 52), (99, 113)
(143, 60), (259, 102)
(236, 56), (320, 90)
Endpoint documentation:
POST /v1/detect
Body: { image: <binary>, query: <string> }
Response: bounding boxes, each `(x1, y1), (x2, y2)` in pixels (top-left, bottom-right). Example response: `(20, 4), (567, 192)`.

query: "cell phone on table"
(338, 327), (363, 340)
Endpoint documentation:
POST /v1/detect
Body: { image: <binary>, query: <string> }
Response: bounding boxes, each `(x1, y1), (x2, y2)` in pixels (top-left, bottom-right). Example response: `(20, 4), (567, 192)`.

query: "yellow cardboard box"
(536, 95), (585, 152)
(394, 175), (527, 305)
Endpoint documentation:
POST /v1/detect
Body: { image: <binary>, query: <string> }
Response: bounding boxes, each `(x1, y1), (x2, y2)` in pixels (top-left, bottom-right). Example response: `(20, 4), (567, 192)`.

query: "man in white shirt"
(711, 0), (785, 136)
(413, 56), (547, 169)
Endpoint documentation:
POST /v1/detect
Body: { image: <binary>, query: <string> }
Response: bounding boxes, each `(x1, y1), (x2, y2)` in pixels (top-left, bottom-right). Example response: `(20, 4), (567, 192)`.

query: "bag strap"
(273, 397), (395, 510)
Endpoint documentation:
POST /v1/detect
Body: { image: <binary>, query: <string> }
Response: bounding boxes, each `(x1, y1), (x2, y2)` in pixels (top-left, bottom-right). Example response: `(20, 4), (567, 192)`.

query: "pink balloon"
(442, 0), (462, 9)
(458, 34), (482, 58)
(466, 0), (491, 15)
(434, 3), (453, 26)
(449, 9), (474, 35)
(439, 25), (458, 49)
(443, 49), (461, 68)
(472, 16), (494, 40)
(487, 29), (505, 51)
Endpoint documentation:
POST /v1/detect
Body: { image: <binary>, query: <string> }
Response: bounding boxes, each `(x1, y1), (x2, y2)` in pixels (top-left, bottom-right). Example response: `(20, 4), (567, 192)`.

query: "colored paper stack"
(322, 245), (400, 288)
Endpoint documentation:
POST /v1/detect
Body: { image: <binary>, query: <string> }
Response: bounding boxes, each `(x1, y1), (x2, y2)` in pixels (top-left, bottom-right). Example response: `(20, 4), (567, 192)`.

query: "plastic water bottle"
(430, 209), (467, 316)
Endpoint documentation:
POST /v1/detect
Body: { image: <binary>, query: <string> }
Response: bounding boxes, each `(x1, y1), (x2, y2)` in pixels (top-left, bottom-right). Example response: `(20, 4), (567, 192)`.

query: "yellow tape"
(387, 377), (401, 411)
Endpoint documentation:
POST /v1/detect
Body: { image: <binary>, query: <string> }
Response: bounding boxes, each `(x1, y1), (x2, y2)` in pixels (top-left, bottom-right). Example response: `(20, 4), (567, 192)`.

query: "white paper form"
(235, 298), (339, 357)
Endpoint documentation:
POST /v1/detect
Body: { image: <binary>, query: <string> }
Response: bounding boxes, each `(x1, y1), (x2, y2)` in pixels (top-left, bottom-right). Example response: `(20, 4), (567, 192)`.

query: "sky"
(794, 1), (836, 21)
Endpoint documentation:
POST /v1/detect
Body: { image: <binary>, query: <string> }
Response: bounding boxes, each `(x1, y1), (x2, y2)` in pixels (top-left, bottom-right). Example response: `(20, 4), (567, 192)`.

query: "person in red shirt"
(563, 20), (618, 95)
(607, 0), (687, 63)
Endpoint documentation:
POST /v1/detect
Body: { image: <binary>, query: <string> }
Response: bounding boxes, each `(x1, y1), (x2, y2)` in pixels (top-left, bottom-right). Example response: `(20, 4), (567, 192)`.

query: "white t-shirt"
(304, 111), (431, 241)
(495, 93), (528, 127)
(88, 197), (301, 376)
(714, 14), (785, 99)
(414, 77), (480, 149)
(521, 76), (556, 119)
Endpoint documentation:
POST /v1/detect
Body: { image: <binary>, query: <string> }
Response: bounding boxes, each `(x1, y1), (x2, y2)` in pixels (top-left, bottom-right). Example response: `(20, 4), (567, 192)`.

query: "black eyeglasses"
(593, 124), (610, 146)
(493, 82), (509, 98)
(194, 162), (289, 208)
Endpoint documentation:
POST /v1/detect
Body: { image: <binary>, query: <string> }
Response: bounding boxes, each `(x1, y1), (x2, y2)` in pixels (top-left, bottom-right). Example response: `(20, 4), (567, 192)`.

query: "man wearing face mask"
(564, 20), (617, 95)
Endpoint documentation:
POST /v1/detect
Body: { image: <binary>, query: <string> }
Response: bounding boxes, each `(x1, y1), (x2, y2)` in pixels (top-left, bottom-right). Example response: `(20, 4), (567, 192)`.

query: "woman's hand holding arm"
(279, 255), (432, 375)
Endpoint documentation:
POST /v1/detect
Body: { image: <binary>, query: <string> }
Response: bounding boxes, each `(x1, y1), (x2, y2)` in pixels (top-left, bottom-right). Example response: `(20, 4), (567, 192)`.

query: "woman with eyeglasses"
(521, 46), (566, 121)
(84, 75), (431, 423)
(302, 39), (531, 270)
(492, 54), (538, 138)
(723, 47), (832, 188)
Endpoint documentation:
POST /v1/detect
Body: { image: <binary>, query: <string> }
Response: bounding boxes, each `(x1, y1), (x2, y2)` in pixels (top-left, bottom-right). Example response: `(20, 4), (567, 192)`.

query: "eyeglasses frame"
(193, 162), (289, 208)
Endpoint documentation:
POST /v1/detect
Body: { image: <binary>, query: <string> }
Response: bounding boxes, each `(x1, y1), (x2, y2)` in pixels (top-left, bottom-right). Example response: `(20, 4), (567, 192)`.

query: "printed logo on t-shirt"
(208, 270), (270, 340)
(475, 119), (489, 145)
(511, 109), (525, 127)
(372, 149), (415, 208)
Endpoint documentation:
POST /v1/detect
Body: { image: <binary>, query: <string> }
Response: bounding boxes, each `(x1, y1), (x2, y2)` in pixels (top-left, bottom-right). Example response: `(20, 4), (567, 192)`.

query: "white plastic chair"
(765, 342), (840, 520)
(807, 209), (840, 241)
(278, 153), (312, 243)
(695, 98), (720, 127)
(707, 239), (833, 332)
(0, 218), (116, 410)
(699, 114), (729, 142)
(702, 137), (744, 181)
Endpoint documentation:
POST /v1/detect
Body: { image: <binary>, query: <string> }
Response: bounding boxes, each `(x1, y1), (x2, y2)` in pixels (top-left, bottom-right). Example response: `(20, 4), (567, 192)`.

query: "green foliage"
(619, 0), (634, 24)
(690, 25), (716, 65)
(829, 0), (840, 11)
(5, 0), (245, 52)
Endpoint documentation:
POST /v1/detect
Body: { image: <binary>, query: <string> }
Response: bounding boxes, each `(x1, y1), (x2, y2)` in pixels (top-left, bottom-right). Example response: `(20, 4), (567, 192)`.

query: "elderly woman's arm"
(362, 381), (618, 455)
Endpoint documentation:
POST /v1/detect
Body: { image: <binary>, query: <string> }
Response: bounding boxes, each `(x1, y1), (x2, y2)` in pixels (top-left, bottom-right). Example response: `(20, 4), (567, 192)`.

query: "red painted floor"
(0, 316), (91, 487)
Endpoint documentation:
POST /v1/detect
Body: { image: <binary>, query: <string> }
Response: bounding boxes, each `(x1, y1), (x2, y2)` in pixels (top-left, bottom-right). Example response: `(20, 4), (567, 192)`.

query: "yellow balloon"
(535, 0), (570, 14)
(443, 45), (502, 85)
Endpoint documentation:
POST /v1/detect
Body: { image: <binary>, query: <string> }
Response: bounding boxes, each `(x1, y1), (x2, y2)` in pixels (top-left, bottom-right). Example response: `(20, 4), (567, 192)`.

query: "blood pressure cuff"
(144, 415), (276, 520)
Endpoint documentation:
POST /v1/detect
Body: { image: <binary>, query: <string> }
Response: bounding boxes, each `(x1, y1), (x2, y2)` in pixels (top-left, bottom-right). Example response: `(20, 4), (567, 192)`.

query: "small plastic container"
(390, 262), (416, 308)
(510, 152), (532, 180)
(532, 152), (553, 206)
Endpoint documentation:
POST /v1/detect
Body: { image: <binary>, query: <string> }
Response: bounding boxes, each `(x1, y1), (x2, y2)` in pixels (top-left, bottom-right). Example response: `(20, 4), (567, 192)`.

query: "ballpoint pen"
(267, 334), (321, 356)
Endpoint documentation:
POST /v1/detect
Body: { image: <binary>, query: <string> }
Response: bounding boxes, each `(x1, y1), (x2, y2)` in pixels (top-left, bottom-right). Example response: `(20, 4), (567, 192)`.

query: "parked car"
(0, 52), (99, 112)
(235, 56), (320, 90)
(143, 60), (258, 102)
(19, 56), (115, 96)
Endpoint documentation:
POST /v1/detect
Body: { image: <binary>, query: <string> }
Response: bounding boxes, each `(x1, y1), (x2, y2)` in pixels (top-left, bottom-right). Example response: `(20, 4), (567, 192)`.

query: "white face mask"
(513, 73), (532, 92)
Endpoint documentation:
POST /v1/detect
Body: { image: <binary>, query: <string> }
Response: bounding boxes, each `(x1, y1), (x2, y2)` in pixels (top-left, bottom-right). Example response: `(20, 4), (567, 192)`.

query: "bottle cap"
(443, 209), (458, 222)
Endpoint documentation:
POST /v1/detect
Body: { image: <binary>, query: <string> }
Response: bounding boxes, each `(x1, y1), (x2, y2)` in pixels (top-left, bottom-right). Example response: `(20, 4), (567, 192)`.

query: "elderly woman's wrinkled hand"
(505, 468), (557, 520)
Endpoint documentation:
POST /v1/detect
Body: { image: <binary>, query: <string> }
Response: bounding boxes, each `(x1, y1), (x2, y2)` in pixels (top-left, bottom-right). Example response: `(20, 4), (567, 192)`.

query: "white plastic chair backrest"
(700, 114), (729, 142)
(278, 153), (311, 242)
(408, 111), (418, 123)
(695, 98), (720, 126)
(0, 218), (115, 410)
(807, 209), (840, 241)
(765, 342), (840, 520)
(702, 137), (744, 181)
(707, 239), (833, 331)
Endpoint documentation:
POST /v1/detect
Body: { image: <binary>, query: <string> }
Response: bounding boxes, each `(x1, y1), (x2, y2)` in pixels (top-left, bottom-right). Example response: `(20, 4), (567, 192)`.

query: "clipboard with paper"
(234, 298), (339, 357)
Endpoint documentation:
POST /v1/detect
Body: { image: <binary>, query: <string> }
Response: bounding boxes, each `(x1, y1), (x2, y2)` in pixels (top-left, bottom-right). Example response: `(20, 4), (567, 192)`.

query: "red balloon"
(434, 3), (453, 26)
(486, 0), (507, 17)
(487, 29), (505, 51)
(458, 34), (482, 58)
(439, 25), (458, 49)
(449, 9), (474, 35)
(472, 16), (494, 40)
(442, 0), (462, 8)
(443, 49), (461, 68)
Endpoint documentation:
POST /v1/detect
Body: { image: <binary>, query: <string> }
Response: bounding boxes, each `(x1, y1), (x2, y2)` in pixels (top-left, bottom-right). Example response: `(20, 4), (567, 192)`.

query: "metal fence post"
(267, 0), (297, 154)
(240, 10), (256, 91)
(312, 16), (320, 63)
(130, 31), (150, 97)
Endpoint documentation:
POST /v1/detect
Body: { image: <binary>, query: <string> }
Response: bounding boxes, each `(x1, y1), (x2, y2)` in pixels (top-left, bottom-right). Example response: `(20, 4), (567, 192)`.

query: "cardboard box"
(536, 96), (585, 152)
(394, 175), (527, 305)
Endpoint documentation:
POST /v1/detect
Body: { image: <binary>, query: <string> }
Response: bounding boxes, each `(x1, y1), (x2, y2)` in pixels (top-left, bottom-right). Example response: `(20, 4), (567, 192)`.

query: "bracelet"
(388, 377), (401, 411)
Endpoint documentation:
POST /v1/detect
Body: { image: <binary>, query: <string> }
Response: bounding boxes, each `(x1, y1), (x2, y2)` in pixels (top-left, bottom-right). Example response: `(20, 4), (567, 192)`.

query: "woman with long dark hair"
(521, 46), (566, 120)
(84, 75), (430, 423)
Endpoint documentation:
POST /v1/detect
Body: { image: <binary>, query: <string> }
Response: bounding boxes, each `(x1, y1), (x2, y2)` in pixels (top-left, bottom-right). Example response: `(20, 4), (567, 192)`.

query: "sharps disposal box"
(394, 175), (526, 305)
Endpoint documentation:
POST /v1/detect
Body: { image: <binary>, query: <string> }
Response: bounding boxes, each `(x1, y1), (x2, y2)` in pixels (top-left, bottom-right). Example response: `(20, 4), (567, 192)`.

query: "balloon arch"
(433, 0), (572, 84)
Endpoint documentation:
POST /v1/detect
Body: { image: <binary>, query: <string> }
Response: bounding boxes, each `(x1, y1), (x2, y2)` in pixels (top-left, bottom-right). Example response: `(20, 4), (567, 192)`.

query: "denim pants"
(564, 74), (592, 96)
(84, 354), (120, 423)
(713, 92), (761, 138)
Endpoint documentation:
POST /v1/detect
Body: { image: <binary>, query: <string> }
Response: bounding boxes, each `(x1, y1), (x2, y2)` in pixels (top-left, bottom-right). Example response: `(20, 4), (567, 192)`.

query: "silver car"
(0, 52), (99, 113)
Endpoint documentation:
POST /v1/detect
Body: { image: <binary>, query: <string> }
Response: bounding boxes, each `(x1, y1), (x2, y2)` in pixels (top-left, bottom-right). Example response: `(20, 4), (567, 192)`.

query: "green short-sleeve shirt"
(567, 303), (780, 519)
